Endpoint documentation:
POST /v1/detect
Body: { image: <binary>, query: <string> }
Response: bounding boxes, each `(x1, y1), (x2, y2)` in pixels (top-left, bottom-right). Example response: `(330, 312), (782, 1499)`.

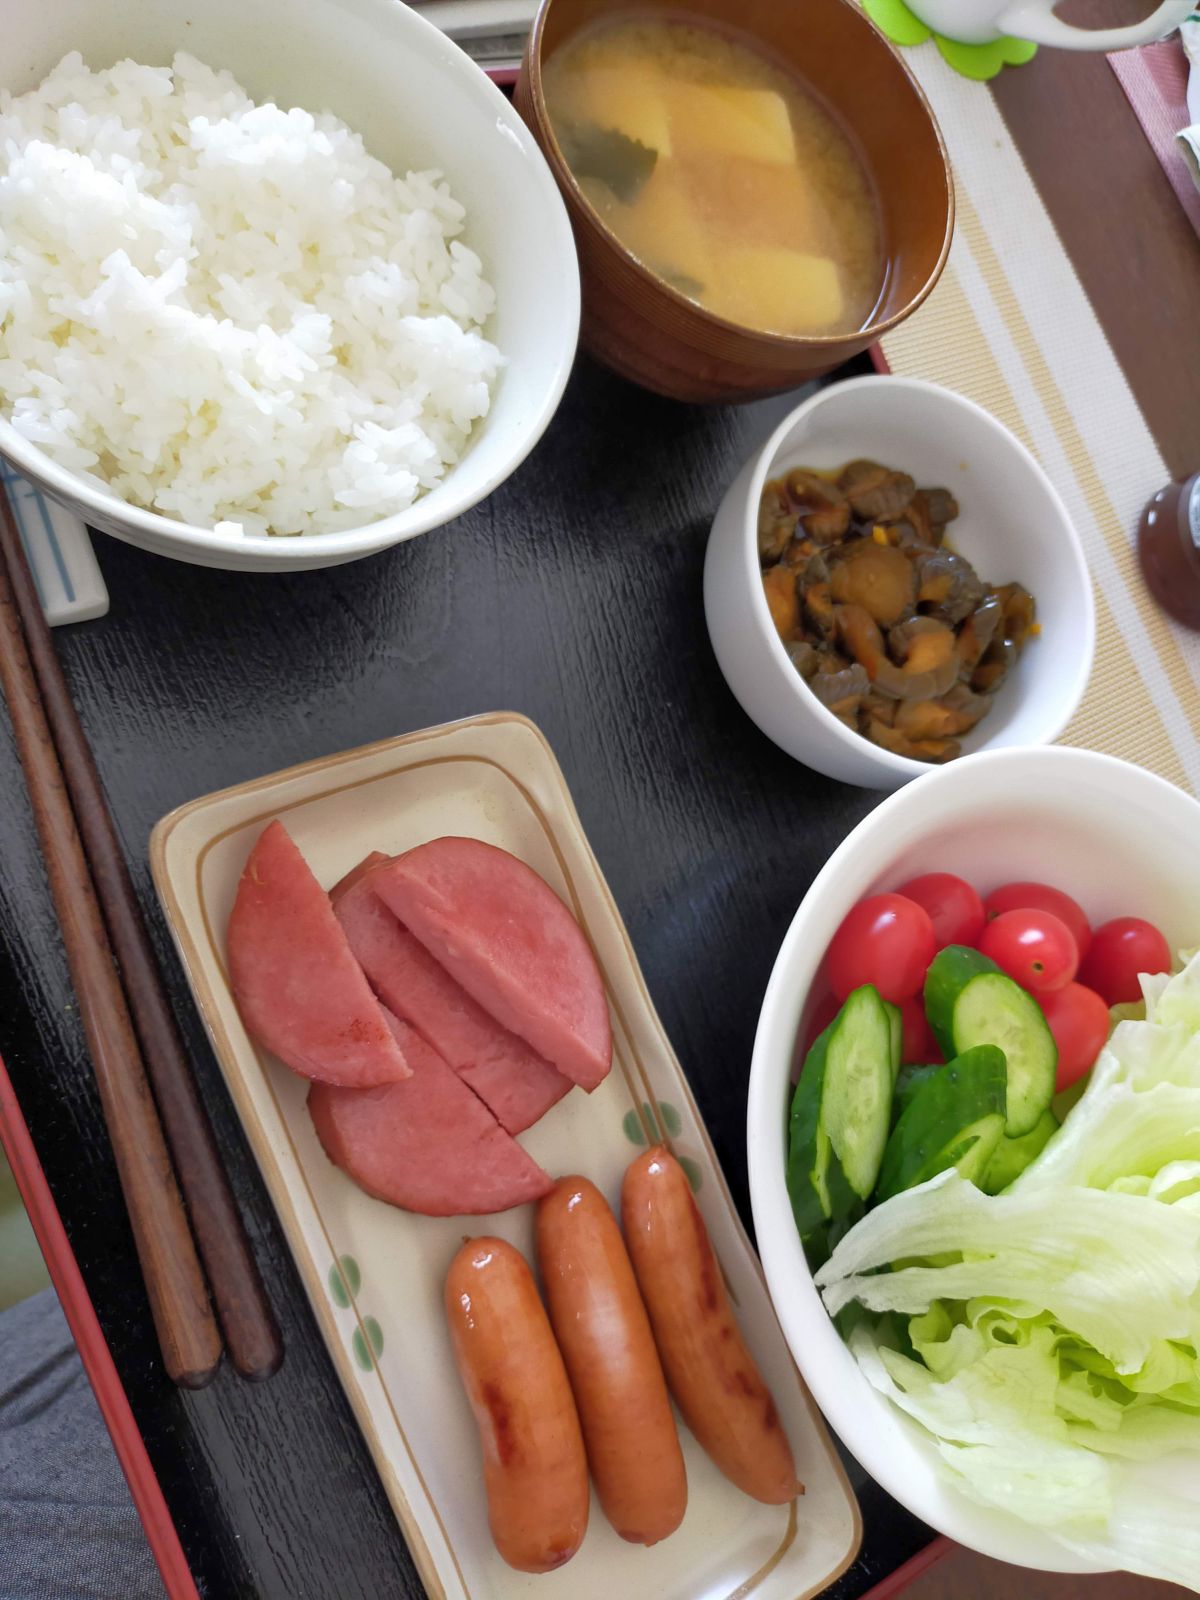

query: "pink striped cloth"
(1108, 38), (1200, 237)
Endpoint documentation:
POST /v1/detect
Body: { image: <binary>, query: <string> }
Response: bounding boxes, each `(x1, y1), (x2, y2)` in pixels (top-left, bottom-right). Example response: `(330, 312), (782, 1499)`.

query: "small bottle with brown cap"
(1138, 473), (1200, 631)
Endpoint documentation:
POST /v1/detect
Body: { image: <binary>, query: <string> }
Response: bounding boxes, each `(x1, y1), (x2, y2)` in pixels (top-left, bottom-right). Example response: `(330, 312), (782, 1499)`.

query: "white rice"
(0, 52), (502, 537)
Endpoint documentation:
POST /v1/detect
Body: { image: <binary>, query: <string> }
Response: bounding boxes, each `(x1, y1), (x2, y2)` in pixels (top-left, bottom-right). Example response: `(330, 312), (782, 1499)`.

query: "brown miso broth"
(543, 13), (885, 338)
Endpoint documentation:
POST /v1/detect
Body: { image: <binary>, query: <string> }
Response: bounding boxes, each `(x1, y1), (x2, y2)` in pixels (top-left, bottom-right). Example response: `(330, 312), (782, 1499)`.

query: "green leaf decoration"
(329, 1254), (361, 1308)
(352, 1327), (374, 1371)
(352, 1318), (384, 1371)
(864, 0), (931, 45)
(625, 1100), (685, 1143)
(935, 32), (1037, 79)
(326, 1254), (350, 1305)
(861, 0), (1036, 80)
(351, 1318), (383, 1371)
(558, 122), (657, 205)
(678, 1155), (703, 1193)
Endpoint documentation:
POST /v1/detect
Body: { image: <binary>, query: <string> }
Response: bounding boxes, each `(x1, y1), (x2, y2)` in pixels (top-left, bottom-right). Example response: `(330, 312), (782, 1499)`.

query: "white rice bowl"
(0, 51), (503, 537)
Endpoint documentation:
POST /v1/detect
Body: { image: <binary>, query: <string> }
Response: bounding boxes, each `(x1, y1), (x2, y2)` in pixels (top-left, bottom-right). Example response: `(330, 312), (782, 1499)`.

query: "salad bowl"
(747, 746), (1200, 1572)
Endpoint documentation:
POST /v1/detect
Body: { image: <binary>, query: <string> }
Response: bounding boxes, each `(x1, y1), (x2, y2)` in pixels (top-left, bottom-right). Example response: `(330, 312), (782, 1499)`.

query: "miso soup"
(544, 14), (885, 337)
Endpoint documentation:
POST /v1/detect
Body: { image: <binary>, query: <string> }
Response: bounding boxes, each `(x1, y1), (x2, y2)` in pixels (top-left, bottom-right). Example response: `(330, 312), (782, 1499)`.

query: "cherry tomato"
(895, 873), (985, 950)
(1078, 917), (1171, 1006)
(978, 909), (1079, 994)
(1039, 982), (1110, 1090)
(826, 894), (937, 1004)
(899, 996), (942, 1066)
(983, 881), (1092, 962)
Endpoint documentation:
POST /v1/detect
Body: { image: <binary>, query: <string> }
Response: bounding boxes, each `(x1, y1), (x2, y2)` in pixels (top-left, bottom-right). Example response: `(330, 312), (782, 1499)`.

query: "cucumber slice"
(946, 1120), (1006, 1186)
(924, 946), (1057, 1137)
(799, 1205), (863, 1274)
(823, 986), (898, 1199)
(787, 985), (894, 1234)
(1053, 1075), (1089, 1122)
(924, 945), (1000, 1055)
(981, 1107), (1059, 1194)
(876, 1044), (1007, 1202)
(952, 975), (1056, 1136)
(884, 1001), (902, 1084)
(894, 1062), (939, 1120)
(787, 1021), (856, 1237)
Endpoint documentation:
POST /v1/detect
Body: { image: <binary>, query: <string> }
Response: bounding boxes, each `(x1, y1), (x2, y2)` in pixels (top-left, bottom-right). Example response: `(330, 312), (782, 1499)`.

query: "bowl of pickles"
(704, 374), (1095, 789)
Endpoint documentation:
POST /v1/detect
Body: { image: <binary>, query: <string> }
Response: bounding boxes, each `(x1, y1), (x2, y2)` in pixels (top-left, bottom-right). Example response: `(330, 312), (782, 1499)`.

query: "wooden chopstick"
(0, 535), (221, 1387)
(0, 499), (283, 1383)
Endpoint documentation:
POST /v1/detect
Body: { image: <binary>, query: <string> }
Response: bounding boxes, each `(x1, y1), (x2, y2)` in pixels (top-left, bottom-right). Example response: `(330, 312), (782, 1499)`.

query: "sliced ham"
(334, 867), (572, 1133)
(308, 1012), (553, 1215)
(372, 838), (612, 1092)
(227, 821), (409, 1088)
(327, 850), (390, 903)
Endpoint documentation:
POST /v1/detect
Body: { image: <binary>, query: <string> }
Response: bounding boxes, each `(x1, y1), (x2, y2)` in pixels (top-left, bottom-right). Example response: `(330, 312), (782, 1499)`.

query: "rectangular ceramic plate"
(150, 712), (861, 1600)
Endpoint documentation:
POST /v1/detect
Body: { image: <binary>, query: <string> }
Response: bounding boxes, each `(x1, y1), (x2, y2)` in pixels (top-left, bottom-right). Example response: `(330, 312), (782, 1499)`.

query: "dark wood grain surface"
(0, 492), (281, 1387)
(0, 518), (220, 1390)
(0, 351), (938, 1599)
(3, 18), (1198, 1597)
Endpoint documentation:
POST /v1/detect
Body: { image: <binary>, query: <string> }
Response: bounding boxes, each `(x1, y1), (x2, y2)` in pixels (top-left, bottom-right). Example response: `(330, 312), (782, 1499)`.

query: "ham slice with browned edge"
(227, 821), (410, 1088)
(332, 860), (572, 1135)
(327, 849), (390, 903)
(372, 838), (612, 1092)
(308, 1012), (553, 1215)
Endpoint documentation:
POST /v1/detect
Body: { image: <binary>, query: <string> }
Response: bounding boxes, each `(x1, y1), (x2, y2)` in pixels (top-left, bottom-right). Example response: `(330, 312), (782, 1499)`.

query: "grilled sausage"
(621, 1147), (801, 1505)
(536, 1176), (687, 1545)
(444, 1237), (589, 1572)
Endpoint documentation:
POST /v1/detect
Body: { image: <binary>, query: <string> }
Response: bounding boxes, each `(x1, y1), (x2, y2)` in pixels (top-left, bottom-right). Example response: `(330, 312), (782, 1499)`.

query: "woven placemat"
(879, 49), (1200, 795)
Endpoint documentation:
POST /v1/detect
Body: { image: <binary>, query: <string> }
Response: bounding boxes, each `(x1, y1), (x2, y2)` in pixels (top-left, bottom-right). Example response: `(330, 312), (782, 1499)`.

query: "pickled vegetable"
(757, 458), (1039, 764)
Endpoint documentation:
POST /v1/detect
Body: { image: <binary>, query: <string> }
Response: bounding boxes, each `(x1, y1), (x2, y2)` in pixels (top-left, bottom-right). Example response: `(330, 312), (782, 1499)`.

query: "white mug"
(903, 0), (1190, 49)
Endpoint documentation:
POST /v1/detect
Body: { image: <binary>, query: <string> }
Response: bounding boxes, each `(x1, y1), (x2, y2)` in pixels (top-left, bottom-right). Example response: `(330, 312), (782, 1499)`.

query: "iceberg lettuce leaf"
(850, 1321), (1112, 1527)
(817, 1173), (1200, 1371)
(1058, 1477), (1200, 1588)
(818, 950), (1200, 1587)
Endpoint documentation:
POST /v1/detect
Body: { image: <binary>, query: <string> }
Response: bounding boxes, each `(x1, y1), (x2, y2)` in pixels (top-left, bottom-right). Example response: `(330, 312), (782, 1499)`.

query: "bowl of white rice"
(0, 0), (580, 570)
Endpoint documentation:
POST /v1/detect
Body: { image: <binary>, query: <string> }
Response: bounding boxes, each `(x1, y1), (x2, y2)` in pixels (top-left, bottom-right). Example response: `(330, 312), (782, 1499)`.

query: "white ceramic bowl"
(0, 0), (580, 571)
(747, 746), (1200, 1573)
(704, 376), (1095, 788)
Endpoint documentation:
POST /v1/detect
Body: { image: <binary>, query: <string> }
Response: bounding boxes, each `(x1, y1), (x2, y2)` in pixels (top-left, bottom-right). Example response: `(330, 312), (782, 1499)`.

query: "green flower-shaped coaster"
(864, 0), (1037, 80)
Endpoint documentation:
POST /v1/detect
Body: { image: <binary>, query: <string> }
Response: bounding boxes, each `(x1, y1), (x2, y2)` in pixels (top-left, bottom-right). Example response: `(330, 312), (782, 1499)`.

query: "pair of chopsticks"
(0, 494), (281, 1388)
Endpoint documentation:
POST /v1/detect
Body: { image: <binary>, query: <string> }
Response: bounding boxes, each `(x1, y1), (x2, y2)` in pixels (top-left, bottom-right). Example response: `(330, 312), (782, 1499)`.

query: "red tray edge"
(0, 1036), (946, 1600)
(859, 1536), (952, 1600)
(0, 1052), (201, 1600)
